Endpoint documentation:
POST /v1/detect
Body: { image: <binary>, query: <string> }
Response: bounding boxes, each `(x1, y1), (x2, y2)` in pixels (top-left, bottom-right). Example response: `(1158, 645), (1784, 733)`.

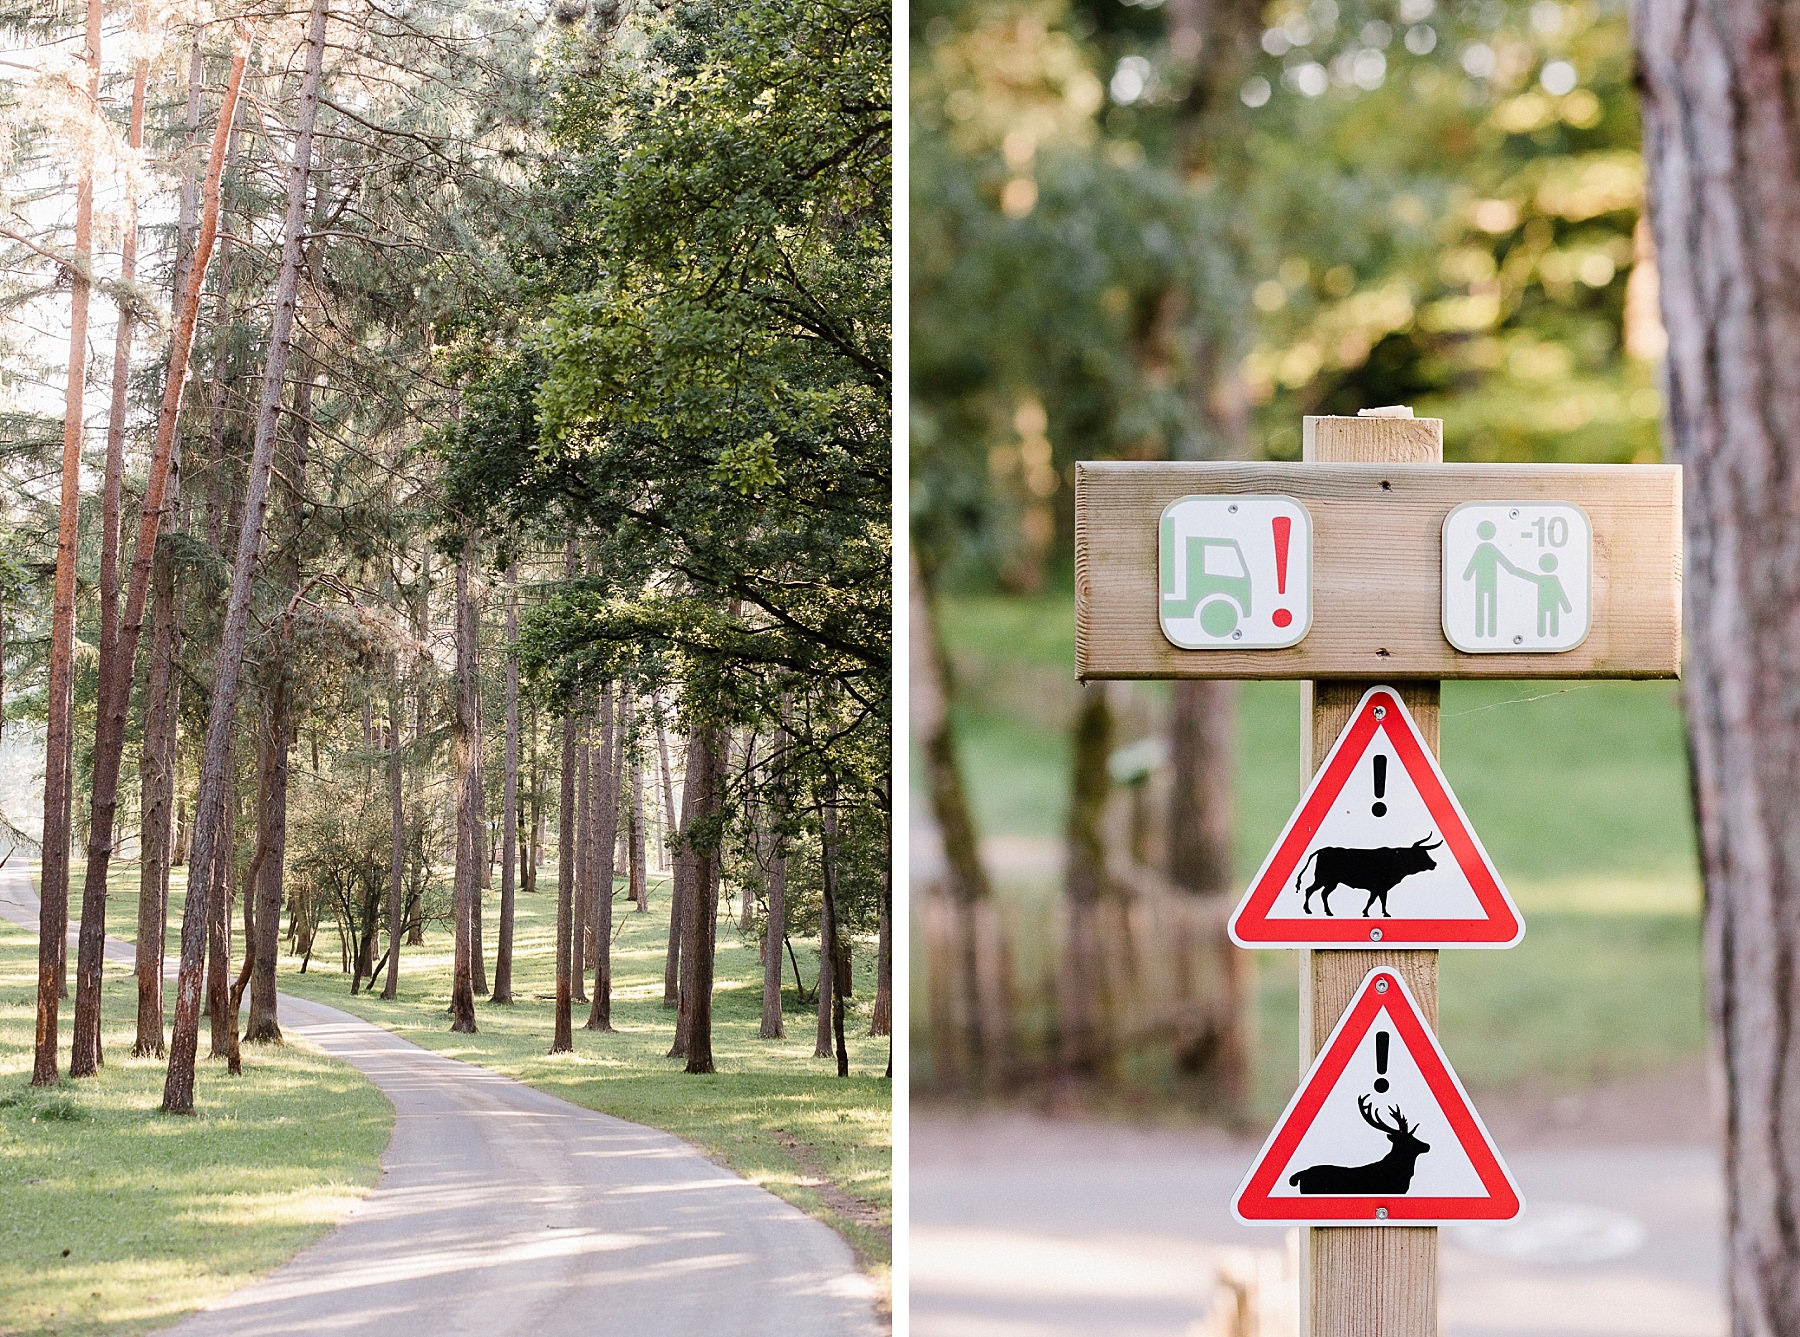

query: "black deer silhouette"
(1295, 834), (1443, 917)
(1289, 1095), (1431, 1194)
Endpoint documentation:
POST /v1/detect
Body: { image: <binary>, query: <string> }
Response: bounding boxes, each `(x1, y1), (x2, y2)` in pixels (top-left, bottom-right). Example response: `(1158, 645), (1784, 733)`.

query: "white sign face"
(1158, 494), (1311, 650)
(1442, 502), (1592, 653)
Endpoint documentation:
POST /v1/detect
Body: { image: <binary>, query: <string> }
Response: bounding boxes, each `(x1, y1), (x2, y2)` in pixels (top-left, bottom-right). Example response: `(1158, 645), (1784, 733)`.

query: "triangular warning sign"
(1229, 685), (1523, 949)
(1233, 968), (1522, 1225)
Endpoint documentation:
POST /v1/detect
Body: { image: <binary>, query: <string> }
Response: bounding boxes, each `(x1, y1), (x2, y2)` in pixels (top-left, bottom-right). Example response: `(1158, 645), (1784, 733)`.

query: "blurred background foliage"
(912, 0), (1658, 593)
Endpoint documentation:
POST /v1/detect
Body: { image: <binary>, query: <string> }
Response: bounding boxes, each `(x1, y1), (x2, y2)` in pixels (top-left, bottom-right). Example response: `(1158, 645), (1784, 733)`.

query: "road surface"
(0, 869), (878, 1337)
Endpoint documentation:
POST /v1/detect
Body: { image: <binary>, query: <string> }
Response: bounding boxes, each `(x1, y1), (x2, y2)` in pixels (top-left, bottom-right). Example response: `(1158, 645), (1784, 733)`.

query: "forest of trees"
(0, 0), (889, 1109)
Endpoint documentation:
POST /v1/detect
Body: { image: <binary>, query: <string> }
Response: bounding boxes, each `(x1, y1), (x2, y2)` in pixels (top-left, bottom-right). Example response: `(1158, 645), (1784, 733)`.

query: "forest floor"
(0, 891), (392, 1337)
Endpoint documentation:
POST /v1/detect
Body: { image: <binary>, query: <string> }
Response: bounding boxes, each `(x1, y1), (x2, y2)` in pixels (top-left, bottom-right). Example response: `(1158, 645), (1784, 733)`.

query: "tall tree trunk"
(69, 0), (154, 1078)
(662, 721), (687, 1011)
(551, 544), (578, 1054)
(492, 567), (519, 1003)
(1636, 11), (1800, 1331)
(587, 688), (622, 1030)
(815, 847), (837, 1061)
(161, 8), (311, 1115)
(33, 0), (103, 1088)
(383, 670), (404, 999)
(449, 531), (481, 1034)
(658, 719), (678, 872)
(523, 710), (540, 899)
(760, 808), (788, 1040)
(870, 873), (891, 1037)
(206, 747), (236, 1059)
(245, 678), (288, 1043)
(820, 794), (848, 1077)
(572, 714), (590, 1004)
(674, 727), (725, 1072)
(628, 702), (647, 912)
(132, 43), (203, 1059)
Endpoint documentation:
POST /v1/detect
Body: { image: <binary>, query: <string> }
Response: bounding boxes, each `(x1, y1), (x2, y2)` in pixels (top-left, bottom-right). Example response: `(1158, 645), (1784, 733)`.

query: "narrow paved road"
(0, 870), (878, 1337)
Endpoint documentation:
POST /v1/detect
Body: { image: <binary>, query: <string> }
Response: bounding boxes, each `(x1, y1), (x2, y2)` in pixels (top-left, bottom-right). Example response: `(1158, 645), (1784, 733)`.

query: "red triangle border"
(1233, 968), (1522, 1225)
(1229, 686), (1524, 948)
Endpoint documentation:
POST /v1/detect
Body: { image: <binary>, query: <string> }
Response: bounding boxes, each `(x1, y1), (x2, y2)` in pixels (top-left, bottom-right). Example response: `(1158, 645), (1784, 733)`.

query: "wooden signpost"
(1073, 410), (1683, 1336)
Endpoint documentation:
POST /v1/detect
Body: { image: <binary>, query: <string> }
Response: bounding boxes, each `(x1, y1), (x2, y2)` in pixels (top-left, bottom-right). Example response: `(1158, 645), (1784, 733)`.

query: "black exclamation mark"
(1371, 755), (1388, 817)
(1374, 1032), (1391, 1093)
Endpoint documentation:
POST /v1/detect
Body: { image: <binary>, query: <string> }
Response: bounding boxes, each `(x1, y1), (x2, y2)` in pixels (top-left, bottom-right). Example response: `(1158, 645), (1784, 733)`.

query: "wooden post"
(1301, 410), (1440, 1337)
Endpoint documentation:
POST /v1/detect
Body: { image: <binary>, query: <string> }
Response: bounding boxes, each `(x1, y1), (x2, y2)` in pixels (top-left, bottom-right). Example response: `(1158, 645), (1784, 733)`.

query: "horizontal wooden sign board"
(1075, 461), (1681, 680)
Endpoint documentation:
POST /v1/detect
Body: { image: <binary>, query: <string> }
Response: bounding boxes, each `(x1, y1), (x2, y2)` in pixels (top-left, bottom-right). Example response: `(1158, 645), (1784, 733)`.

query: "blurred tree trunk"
(573, 711), (591, 1004)
(820, 793), (848, 1076)
(1060, 683), (1114, 1078)
(662, 718), (686, 1010)
(870, 871), (891, 1037)
(626, 697), (646, 911)
(658, 719), (677, 872)
(911, 549), (1002, 1088)
(673, 726), (726, 1073)
(1636, 8), (1800, 1332)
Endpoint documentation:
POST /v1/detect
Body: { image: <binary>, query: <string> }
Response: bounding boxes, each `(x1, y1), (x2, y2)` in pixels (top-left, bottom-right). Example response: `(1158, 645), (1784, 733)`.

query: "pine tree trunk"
(449, 531), (480, 1034)
(384, 673), (404, 999)
(492, 568), (519, 1003)
(244, 681), (287, 1043)
(551, 544), (578, 1054)
(33, 0), (103, 1088)
(132, 39), (201, 1055)
(1635, 11), (1800, 1331)
(552, 703), (577, 1053)
(206, 751), (236, 1059)
(161, 9), (312, 1114)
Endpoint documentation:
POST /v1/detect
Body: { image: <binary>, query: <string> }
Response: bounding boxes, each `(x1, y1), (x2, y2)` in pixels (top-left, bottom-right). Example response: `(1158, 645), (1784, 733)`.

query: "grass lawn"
(254, 869), (894, 1275)
(0, 916), (391, 1337)
(925, 590), (1707, 1114)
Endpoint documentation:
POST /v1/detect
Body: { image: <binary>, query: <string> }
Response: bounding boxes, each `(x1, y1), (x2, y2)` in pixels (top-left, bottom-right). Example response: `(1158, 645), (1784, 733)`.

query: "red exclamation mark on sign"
(1270, 515), (1294, 628)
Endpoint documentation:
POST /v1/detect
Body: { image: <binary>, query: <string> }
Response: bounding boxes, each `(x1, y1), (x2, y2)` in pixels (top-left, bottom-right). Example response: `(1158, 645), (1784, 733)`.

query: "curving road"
(0, 869), (879, 1337)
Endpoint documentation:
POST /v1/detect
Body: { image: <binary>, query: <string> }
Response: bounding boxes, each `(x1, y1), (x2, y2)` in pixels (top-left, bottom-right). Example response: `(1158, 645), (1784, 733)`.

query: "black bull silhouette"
(1296, 834), (1443, 917)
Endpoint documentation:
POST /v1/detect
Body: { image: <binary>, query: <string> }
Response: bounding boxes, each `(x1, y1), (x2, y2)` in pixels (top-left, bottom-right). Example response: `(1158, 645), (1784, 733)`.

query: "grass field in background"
(0, 917), (390, 1337)
(924, 590), (1706, 1114)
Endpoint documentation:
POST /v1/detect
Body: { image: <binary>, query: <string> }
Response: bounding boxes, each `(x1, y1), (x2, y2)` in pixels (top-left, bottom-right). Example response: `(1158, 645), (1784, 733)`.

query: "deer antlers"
(1357, 1093), (1416, 1136)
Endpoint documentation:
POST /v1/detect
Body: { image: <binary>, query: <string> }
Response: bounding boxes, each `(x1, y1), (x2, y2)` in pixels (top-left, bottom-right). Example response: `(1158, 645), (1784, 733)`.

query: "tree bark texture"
(663, 724), (688, 1011)
(572, 719), (591, 1004)
(820, 797), (848, 1077)
(676, 727), (726, 1073)
(628, 699), (647, 912)
(658, 719), (678, 873)
(587, 687), (620, 1030)
(160, 12), (298, 1115)
(1636, 8), (1800, 1331)
(870, 873), (891, 1038)
(384, 673), (404, 999)
(449, 531), (481, 1034)
(760, 716), (790, 1040)
(1059, 683), (1114, 1078)
(34, 0), (102, 1087)
(493, 569), (520, 1003)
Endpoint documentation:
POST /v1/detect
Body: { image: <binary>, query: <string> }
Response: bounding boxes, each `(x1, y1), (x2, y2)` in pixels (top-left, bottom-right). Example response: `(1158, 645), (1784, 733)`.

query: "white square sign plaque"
(1159, 494), (1312, 650)
(1441, 501), (1592, 653)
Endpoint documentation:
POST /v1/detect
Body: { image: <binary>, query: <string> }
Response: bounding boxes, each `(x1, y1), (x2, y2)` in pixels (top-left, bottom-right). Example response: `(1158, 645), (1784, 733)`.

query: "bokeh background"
(908, 0), (1717, 1329)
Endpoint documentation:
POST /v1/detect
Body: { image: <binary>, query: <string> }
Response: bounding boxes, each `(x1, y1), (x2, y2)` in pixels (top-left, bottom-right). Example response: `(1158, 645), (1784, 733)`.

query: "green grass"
(267, 870), (893, 1276)
(0, 916), (391, 1337)
(926, 589), (1707, 1112)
